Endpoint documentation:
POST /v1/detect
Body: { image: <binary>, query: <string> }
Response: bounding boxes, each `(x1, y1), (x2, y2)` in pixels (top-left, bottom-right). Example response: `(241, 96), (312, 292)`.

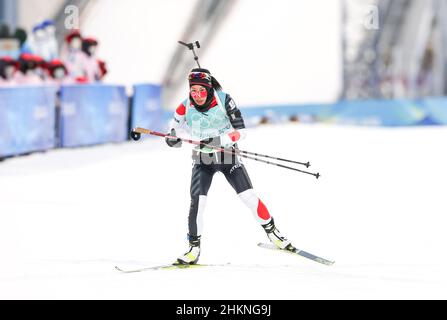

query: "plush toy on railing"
(0, 56), (18, 86)
(12, 53), (45, 85)
(60, 30), (107, 84)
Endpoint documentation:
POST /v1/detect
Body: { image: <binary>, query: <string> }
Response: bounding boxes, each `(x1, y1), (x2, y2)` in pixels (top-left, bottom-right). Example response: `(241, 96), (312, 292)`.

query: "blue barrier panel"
(417, 97), (447, 125)
(240, 104), (333, 126)
(240, 104), (332, 118)
(237, 99), (438, 127)
(163, 97), (447, 128)
(327, 99), (425, 126)
(0, 86), (57, 157)
(59, 84), (129, 147)
(131, 84), (163, 134)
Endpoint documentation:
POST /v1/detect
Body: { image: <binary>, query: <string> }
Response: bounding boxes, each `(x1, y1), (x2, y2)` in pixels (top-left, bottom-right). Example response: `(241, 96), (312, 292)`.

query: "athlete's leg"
(188, 163), (215, 240)
(222, 161), (272, 223)
(223, 162), (292, 249)
(177, 162), (216, 265)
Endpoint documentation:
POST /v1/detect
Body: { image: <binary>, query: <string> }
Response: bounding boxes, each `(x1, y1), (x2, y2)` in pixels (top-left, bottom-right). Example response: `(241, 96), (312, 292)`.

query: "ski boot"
(176, 235), (201, 265)
(262, 218), (294, 251)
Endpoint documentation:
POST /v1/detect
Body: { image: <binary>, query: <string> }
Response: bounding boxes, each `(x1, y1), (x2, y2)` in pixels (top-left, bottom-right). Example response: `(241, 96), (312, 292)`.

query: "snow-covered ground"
(1, 123), (446, 299)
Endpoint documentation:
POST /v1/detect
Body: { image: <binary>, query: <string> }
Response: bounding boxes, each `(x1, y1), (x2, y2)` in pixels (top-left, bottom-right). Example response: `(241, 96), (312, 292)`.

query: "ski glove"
(220, 131), (241, 148)
(165, 128), (182, 148)
(199, 131), (242, 151)
(199, 136), (221, 151)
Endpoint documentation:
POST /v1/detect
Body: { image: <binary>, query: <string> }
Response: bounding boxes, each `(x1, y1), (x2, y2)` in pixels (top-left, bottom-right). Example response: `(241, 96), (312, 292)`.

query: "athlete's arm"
(220, 94), (247, 147)
(166, 102), (188, 148)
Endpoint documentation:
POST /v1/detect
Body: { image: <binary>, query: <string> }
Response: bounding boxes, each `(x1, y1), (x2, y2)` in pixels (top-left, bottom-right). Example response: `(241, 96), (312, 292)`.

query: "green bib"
(185, 91), (233, 152)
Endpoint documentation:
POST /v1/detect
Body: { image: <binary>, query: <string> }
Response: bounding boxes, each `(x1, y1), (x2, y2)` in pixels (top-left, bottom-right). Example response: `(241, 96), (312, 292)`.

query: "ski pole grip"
(133, 127), (168, 137)
(133, 127), (151, 134)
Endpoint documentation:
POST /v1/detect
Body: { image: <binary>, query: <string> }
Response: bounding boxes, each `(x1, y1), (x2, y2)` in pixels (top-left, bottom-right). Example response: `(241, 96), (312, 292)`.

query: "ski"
(258, 243), (335, 266)
(114, 263), (230, 273)
(115, 244), (334, 273)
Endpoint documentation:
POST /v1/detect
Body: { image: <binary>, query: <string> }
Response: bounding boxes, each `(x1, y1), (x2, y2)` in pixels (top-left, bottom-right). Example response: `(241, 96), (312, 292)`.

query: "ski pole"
(130, 127), (320, 179)
(236, 152), (320, 179)
(238, 150), (310, 168)
(131, 127), (310, 168)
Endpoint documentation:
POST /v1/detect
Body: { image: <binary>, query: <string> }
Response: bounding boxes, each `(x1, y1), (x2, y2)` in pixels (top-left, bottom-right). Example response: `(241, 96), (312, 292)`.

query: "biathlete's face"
(190, 85), (208, 106)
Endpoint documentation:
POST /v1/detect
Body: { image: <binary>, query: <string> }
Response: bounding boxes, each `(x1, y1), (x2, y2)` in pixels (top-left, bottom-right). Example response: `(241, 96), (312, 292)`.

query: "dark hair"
(211, 76), (222, 91)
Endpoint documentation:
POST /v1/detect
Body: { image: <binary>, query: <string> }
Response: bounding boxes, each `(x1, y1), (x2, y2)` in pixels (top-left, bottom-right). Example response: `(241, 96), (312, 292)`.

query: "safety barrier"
(59, 84), (129, 147)
(238, 98), (447, 127)
(0, 85), (57, 157)
(131, 84), (165, 134)
(1, 85), (446, 158)
(0, 83), (163, 157)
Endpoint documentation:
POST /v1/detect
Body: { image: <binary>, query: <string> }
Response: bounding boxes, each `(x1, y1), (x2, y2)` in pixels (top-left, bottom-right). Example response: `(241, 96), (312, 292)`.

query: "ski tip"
(317, 259), (335, 266)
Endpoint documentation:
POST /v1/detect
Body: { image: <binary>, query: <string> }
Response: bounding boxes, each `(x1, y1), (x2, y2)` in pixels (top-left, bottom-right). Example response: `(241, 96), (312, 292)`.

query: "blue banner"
(240, 103), (333, 126)
(59, 84), (129, 147)
(326, 99), (425, 126)
(0, 86), (57, 157)
(417, 97), (447, 125)
(131, 84), (164, 134)
(239, 99), (439, 127)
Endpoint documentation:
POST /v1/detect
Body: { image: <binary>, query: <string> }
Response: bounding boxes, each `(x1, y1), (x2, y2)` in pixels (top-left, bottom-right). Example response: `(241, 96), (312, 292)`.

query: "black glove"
(199, 136), (221, 150)
(165, 128), (182, 148)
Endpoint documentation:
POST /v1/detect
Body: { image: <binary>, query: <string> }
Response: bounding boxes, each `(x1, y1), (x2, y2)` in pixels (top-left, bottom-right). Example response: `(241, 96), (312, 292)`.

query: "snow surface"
(1, 123), (447, 299)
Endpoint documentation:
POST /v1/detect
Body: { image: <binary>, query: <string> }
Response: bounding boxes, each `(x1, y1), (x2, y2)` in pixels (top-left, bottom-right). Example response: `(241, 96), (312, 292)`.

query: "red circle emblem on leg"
(257, 200), (271, 220)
